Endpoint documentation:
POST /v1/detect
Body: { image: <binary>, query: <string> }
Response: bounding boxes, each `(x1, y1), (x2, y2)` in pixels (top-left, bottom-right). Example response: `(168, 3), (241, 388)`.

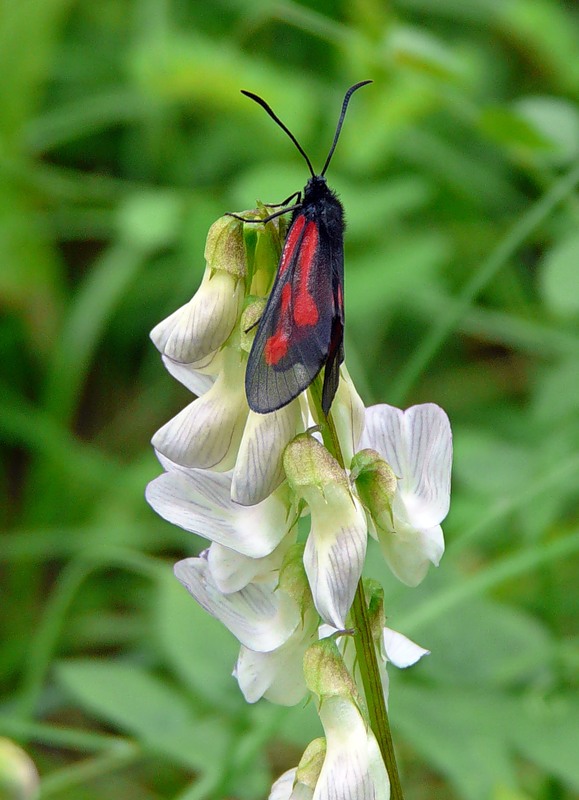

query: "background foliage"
(1, 1), (578, 798)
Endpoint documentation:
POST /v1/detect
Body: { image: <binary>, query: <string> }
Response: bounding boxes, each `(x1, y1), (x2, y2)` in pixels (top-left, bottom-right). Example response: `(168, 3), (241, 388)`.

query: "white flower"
(269, 768), (301, 800)
(206, 532), (295, 594)
(234, 607), (318, 706)
(151, 268), (244, 364)
(231, 401), (303, 506)
(174, 554), (300, 652)
(151, 347), (248, 471)
(160, 349), (220, 396)
(314, 694), (390, 799)
(146, 468), (292, 559)
(360, 403), (452, 586)
(284, 436), (367, 629)
(268, 738), (326, 800)
(319, 622), (429, 708)
(381, 626), (430, 668)
(302, 640), (390, 800)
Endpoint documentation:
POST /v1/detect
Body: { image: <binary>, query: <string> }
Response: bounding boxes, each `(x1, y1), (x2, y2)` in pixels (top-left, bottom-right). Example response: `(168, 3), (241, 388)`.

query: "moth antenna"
(241, 90), (315, 178)
(320, 80), (372, 177)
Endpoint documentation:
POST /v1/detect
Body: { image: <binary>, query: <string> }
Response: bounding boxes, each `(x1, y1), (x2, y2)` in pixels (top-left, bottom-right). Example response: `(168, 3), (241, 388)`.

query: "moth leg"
(263, 191), (302, 209)
(226, 203), (302, 224)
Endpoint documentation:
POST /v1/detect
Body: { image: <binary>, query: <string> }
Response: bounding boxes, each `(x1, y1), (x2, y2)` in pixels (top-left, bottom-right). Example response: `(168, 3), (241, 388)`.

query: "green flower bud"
(351, 448), (397, 528)
(204, 215), (246, 278)
(239, 297), (266, 354)
(284, 435), (349, 496)
(278, 542), (314, 614)
(295, 737), (327, 791)
(363, 579), (386, 643)
(303, 639), (358, 701)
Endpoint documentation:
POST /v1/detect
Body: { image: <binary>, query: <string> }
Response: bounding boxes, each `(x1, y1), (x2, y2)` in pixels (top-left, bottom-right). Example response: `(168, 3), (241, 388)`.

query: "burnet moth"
(236, 80), (372, 416)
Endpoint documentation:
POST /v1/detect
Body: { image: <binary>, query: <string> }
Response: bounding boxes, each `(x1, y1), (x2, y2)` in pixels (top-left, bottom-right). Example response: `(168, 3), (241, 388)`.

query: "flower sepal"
(351, 448), (397, 531)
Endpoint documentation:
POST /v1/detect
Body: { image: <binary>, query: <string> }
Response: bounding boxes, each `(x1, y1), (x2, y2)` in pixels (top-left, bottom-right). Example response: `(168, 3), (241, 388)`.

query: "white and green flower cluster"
(146, 212), (452, 800)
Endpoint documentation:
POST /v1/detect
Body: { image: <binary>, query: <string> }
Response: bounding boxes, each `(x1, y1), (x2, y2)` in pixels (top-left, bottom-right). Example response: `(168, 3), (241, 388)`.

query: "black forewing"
(246, 194), (344, 414)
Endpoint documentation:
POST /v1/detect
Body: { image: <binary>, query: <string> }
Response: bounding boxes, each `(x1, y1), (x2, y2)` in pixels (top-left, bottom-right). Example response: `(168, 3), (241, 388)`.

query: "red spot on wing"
(264, 283), (292, 365)
(279, 215), (305, 276)
(264, 220), (321, 367)
(293, 221), (319, 327)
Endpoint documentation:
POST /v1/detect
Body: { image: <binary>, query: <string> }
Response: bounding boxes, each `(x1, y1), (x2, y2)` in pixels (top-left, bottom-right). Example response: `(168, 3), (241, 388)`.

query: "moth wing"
(246, 215), (341, 413)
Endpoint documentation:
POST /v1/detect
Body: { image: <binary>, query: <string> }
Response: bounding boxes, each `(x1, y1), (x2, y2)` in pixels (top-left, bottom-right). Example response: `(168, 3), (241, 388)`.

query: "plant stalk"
(308, 375), (405, 799)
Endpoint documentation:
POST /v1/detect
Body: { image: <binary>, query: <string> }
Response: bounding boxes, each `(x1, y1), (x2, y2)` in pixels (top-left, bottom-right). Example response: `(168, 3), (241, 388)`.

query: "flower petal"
(382, 627), (429, 668)
(174, 557), (300, 652)
(235, 621), (311, 706)
(151, 367), (248, 470)
(376, 518), (444, 587)
(207, 533), (294, 594)
(303, 488), (367, 628)
(231, 401), (302, 506)
(314, 696), (390, 800)
(161, 351), (220, 396)
(146, 470), (290, 558)
(362, 403), (452, 529)
(268, 769), (298, 800)
(330, 367), (365, 467)
(151, 270), (243, 363)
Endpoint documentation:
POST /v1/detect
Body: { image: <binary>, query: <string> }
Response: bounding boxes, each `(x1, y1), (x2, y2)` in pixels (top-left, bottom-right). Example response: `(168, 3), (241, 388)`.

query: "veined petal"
(174, 557), (300, 652)
(376, 517), (444, 587)
(235, 613), (314, 706)
(151, 270), (243, 363)
(303, 487), (367, 628)
(269, 769), (300, 800)
(151, 362), (248, 471)
(361, 403), (452, 529)
(382, 627), (430, 668)
(146, 471), (290, 558)
(314, 696), (390, 800)
(231, 401), (302, 506)
(207, 532), (295, 594)
(161, 350), (221, 396)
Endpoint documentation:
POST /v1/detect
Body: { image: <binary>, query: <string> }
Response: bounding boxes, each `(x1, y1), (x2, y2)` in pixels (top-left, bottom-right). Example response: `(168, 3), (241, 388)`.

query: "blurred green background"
(1, 1), (578, 798)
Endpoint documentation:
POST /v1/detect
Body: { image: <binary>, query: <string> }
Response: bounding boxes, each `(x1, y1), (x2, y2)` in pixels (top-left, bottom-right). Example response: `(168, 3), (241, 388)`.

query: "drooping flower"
(174, 553), (300, 653)
(150, 215), (246, 365)
(284, 434), (367, 628)
(268, 738), (326, 800)
(146, 468), (292, 559)
(303, 639), (390, 800)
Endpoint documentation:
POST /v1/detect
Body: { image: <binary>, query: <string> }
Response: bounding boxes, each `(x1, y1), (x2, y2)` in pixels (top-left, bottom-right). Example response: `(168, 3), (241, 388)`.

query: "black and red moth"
(237, 81), (372, 416)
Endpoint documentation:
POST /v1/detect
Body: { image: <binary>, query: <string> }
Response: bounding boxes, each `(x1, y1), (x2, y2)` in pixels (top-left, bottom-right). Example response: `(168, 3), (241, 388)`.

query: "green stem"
(351, 583), (404, 800)
(308, 375), (404, 799)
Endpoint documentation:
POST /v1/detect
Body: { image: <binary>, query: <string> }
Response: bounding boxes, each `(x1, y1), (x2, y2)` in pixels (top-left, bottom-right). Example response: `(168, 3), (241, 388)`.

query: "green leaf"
(509, 693), (579, 792)
(478, 107), (554, 152)
(418, 599), (553, 688)
(391, 685), (518, 800)
(389, 26), (470, 84)
(540, 234), (579, 317)
(56, 659), (228, 773)
(155, 571), (242, 712)
(515, 97), (579, 166)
